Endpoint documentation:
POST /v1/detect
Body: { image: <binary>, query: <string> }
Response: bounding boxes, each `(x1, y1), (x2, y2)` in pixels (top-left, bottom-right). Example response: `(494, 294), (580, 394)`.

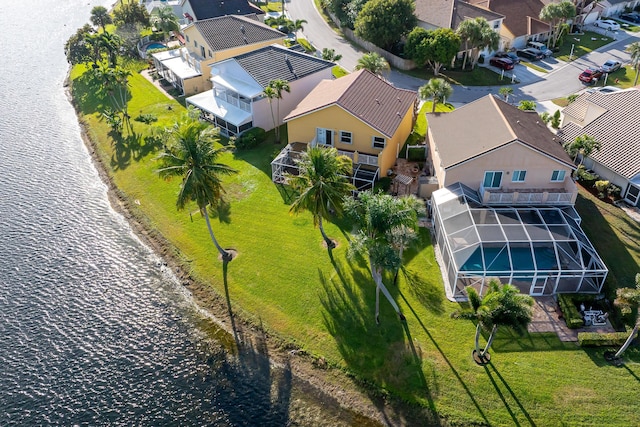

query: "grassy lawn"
(520, 61), (549, 74)
(72, 60), (640, 426)
(612, 19), (640, 33)
(604, 65), (640, 89)
(555, 31), (615, 62)
(401, 101), (454, 156)
(551, 97), (570, 107)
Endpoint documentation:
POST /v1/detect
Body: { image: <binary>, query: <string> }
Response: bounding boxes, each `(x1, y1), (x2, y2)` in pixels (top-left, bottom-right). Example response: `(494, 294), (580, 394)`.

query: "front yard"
(554, 31), (616, 62)
(72, 59), (640, 426)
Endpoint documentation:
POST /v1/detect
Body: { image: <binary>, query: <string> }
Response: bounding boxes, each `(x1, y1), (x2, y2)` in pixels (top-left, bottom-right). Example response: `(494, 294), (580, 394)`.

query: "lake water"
(0, 1), (362, 425)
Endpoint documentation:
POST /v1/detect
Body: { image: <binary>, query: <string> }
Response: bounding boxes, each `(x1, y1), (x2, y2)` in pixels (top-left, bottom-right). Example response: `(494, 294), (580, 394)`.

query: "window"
(194, 40), (198, 48)
(512, 170), (526, 182)
(316, 128), (334, 146)
(493, 21), (500, 29)
(551, 170), (566, 182)
(340, 131), (352, 144)
(186, 35), (190, 42)
(483, 171), (503, 188)
(208, 49), (212, 58)
(200, 46), (205, 57)
(372, 136), (385, 149)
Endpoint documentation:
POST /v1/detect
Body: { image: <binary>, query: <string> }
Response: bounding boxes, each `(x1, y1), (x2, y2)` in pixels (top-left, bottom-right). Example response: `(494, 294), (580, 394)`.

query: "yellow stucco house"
(272, 69), (417, 191)
(152, 14), (285, 96)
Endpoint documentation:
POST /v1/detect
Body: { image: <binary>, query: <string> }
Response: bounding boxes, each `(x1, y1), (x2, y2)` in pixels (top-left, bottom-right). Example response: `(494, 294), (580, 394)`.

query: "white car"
(593, 19), (621, 31)
(601, 59), (622, 73)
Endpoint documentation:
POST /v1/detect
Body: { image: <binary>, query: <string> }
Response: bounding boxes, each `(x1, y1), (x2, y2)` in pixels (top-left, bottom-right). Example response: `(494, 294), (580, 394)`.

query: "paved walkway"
(529, 296), (616, 342)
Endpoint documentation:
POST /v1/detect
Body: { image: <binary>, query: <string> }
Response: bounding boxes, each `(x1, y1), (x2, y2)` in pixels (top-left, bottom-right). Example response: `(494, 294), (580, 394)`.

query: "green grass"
(604, 65), (640, 89)
(401, 101), (454, 156)
(612, 19), (640, 32)
(332, 65), (349, 78)
(555, 31), (615, 62)
(520, 61), (549, 74)
(72, 60), (640, 426)
(551, 97), (570, 107)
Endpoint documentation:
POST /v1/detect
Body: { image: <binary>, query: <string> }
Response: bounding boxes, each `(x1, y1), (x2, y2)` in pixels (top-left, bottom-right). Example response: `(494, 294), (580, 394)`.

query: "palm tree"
(539, 1), (576, 48)
(94, 63), (133, 134)
(287, 146), (355, 249)
(456, 18), (481, 70)
(564, 134), (601, 165)
(452, 280), (533, 364)
(611, 274), (640, 359)
(90, 6), (112, 32)
(419, 78), (453, 113)
(345, 191), (424, 324)
(264, 79), (290, 142)
(292, 19), (307, 41)
(156, 116), (238, 262)
(98, 31), (123, 68)
(355, 53), (390, 78)
(626, 41), (640, 86)
(152, 6), (180, 41)
(499, 86), (514, 103)
(322, 48), (343, 62)
(471, 19), (500, 69)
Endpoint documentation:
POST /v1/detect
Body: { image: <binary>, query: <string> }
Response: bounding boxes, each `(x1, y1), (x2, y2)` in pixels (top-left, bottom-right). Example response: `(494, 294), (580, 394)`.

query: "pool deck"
(529, 296), (616, 342)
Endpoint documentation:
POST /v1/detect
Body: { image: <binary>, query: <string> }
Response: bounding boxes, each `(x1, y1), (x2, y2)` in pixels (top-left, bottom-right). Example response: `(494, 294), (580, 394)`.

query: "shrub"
(577, 331), (630, 347)
(576, 165), (599, 187)
(235, 127), (266, 150)
(558, 294), (584, 329)
(595, 180), (610, 198)
(407, 146), (427, 162)
(518, 100), (536, 111)
(297, 38), (315, 53)
(540, 111), (551, 124)
(567, 93), (579, 104)
(551, 109), (561, 129)
(607, 183), (621, 199)
(134, 113), (158, 124)
(375, 176), (392, 193)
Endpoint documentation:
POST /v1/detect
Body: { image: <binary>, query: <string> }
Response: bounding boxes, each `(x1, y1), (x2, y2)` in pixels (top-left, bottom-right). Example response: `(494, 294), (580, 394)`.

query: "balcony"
(480, 179), (578, 206)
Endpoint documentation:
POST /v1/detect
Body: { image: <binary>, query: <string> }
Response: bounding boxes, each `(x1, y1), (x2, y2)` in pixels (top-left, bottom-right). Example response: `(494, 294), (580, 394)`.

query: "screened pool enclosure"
(432, 183), (607, 301)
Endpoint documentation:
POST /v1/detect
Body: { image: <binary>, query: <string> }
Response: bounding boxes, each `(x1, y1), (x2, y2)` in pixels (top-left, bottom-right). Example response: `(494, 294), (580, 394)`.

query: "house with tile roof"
(426, 95), (607, 300)
(559, 88), (640, 206)
(427, 94), (577, 206)
(415, 0), (504, 31)
(271, 69), (417, 191)
(181, 0), (264, 22)
(152, 15), (285, 96)
(185, 44), (334, 137)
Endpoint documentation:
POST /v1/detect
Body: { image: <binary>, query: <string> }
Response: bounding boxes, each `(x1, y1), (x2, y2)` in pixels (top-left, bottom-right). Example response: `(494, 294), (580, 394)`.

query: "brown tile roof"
(428, 95), (573, 169)
(415, 0), (503, 29)
(559, 89), (640, 180)
(469, 0), (549, 38)
(284, 69), (417, 138)
(191, 15), (285, 52)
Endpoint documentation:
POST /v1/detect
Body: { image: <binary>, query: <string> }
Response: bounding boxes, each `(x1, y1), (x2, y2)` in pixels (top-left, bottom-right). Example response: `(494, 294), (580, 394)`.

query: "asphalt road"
(286, 0), (640, 103)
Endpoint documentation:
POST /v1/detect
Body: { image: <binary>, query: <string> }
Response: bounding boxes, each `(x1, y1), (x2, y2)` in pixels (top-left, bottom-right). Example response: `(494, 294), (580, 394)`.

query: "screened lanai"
(432, 183), (608, 301)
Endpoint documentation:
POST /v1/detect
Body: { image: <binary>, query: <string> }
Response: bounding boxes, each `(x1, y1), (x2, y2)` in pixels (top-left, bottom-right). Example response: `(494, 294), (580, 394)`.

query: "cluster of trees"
(539, 0), (575, 49)
(264, 15), (307, 40)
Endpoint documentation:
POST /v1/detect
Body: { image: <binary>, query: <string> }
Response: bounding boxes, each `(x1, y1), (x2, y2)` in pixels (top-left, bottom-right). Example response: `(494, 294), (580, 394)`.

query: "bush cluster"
(134, 113), (158, 124)
(234, 127), (266, 150)
(558, 294), (584, 329)
(575, 166), (621, 199)
(577, 331), (630, 347)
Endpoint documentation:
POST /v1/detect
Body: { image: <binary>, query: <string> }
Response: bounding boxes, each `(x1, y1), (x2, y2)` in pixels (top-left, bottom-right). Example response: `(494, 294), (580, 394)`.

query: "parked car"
(489, 57), (515, 70)
(526, 41), (553, 58)
(579, 68), (604, 84)
(601, 59), (622, 73)
(593, 19), (621, 31)
(516, 48), (544, 61)
(586, 85), (622, 94)
(493, 51), (521, 64)
(620, 12), (640, 23)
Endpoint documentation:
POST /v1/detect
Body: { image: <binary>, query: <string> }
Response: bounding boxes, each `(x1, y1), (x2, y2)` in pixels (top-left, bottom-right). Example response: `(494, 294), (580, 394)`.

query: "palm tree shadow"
(318, 265), (440, 424)
(402, 267), (445, 315)
(398, 292), (491, 425)
(217, 259), (293, 425)
(484, 362), (536, 426)
(210, 200), (232, 224)
(110, 131), (162, 171)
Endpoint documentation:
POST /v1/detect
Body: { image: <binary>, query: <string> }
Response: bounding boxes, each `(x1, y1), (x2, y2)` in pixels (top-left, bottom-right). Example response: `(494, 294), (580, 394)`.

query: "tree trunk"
(318, 216), (334, 249)
(369, 259), (402, 321)
(481, 324), (498, 358)
(474, 323), (483, 355)
(431, 99), (437, 113)
(614, 323), (639, 358)
(462, 48), (469, 71)
(202, 206), (231, 262)
(634, 65), (639, 87)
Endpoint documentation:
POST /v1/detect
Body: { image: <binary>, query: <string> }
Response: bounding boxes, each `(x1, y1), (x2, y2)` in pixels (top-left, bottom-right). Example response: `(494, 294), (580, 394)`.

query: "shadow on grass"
(233, 138), (287, 179)
(403, 267), (445, 316)
(319, 258), (441, 425)
(484, 362), (536, 427)
(490, 328), (577, 353)
(398, 292), (490, 425)
(211, 259), (293, 425)
(110, 131), (162, 171)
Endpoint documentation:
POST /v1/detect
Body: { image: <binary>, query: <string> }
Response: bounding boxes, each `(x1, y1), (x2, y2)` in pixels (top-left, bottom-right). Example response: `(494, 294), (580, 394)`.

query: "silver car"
(601, 59), (622, 73)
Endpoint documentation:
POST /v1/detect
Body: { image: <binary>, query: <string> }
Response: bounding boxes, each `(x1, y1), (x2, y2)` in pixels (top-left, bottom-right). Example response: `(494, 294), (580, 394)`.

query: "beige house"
(559, 89), (640, 206)
(152, 15), (285, 96)
(272, 69), (417, 191)
(427, 95), (577, 206)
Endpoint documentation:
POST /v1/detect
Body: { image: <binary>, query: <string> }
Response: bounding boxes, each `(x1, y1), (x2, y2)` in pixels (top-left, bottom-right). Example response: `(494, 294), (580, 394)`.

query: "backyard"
(71, 60), (640, 426)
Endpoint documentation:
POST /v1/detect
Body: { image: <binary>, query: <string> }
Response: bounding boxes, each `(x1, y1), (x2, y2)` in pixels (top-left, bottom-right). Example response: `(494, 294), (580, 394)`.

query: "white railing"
(485, 190), (574, 205)
(358, 153), (378, 166)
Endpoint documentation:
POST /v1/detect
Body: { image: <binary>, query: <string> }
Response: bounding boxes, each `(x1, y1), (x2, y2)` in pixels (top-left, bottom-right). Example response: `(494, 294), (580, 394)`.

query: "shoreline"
(64, 73), (430, 426)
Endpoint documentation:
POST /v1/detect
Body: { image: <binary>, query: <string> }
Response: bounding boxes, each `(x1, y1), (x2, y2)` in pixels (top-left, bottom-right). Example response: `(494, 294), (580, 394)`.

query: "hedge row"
(578, 331), (631, 347)
(558, 294), (584, 329)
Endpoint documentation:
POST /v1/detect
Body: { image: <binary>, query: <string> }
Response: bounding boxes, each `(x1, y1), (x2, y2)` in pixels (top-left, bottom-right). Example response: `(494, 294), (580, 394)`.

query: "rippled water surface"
(0, 2), (362, 425)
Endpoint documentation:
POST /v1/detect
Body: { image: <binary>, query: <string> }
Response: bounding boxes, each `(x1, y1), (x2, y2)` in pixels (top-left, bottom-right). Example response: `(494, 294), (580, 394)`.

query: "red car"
(489, 57), (515, 70)
(579, 68), (604, 84)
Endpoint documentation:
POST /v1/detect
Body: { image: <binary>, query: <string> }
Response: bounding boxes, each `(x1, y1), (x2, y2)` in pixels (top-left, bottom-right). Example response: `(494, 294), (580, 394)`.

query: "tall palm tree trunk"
(481, 324), (498, 358)
(474, 323), (483, 355)
(202, 206), (231, 261)
(318, 216), (335, 248)
(369, 260), (403, 323)
(614, 323), (639, 358)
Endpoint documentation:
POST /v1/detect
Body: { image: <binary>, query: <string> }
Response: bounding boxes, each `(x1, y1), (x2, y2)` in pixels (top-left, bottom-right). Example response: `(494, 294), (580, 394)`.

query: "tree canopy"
(90, 6), (113, 32)
(455, 17), (499, 69)
(539, 1), (576, 48)
(405, 27), (460, 76)
(419, 78), (453, 112)
(354, 0), (416, 50)
(113, 1), (150, 27)
(627, 41), (640, 86)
